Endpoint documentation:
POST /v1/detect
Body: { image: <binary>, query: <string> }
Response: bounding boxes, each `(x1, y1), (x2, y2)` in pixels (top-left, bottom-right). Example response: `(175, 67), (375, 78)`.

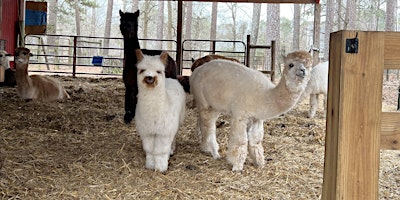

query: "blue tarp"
(25, 10), (47, 26)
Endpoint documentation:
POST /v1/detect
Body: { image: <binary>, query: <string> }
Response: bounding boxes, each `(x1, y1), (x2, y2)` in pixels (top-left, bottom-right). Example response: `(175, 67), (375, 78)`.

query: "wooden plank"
(384, 32), (400, 68)
(381, 112), (400, 150)
(322, 31), (383, 200)
(322, 30), (343, 200)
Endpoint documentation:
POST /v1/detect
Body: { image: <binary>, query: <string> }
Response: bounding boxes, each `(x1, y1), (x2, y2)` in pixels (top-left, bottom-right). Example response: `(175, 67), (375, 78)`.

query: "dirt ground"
(0, 75), (399, 199)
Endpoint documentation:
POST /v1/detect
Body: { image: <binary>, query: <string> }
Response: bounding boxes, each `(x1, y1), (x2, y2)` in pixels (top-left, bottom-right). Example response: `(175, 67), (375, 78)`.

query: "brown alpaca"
(15, 47), (69, 101)
(191, 54), (241, 72)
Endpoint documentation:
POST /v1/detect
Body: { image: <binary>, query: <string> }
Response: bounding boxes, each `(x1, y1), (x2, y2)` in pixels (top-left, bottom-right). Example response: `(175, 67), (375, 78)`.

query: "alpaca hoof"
(200, 144), (220, 159)
(124, 111), (134, 124)
(231, 165), (244, 172)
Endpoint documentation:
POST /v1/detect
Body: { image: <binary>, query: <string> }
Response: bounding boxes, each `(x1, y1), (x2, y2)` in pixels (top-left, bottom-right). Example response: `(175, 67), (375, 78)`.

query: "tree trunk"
(132, 0), (139, 12)
(250, 3), (261, 66)
(74, 0), (82, 64)
(292, 4), (300, 51)
(156, 1), (165, 49)
(312, 4), (321, 65)
(210, 1), (218, 51)
(184, 2), (193, 59)
(167, 1), (173, 50)
(142, 1), (150, 48)
(227, 3), (237, 50)
(345, 0), (357, 30)
(74, 0), (81, 36)
(103, 0), (114, 56)
(324, 0), (334, 61)
(386, 0), (397, 80)
(47, 0), (58, 64)
(266, 4), (280, 74)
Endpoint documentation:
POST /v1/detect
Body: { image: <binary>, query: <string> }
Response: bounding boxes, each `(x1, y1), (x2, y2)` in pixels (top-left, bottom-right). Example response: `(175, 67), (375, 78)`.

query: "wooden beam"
(381, 112), (400, 150)
(384, 32), (400, 68)
(322, 31), (383, 200)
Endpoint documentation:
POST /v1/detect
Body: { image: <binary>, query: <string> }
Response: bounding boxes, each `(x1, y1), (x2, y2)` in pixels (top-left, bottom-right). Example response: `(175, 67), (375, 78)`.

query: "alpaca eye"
(157, 71), (162, 74)
(139, 69), (145, 74)
(289, 63), (294, 68)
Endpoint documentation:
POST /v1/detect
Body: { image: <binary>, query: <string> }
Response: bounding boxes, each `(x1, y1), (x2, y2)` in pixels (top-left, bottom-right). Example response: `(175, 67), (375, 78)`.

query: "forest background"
(42, 0), (398, 69)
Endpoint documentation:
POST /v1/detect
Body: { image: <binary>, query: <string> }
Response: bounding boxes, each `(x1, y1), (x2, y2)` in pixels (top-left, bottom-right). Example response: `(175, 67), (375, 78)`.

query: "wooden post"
(322, 31), (384, 200)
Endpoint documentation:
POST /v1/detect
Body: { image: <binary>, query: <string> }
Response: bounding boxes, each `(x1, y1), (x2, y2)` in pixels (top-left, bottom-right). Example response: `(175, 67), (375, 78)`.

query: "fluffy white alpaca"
(297, 61), (328, 118)
(134, 49), (186, 172)
(190, 51), (313, 171)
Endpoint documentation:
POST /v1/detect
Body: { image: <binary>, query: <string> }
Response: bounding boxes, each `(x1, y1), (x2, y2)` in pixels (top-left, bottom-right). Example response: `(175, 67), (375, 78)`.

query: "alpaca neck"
(261, 75), (305, 119)
(139, 83), (168, 103)
(15, 64), (31, 88)
(123, 37), (140, 51)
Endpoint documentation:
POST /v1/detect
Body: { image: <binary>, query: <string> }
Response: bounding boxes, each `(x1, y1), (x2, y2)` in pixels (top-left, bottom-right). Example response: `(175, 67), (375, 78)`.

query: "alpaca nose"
(144, 76), (155, 84)
(297, 67), (306, 78)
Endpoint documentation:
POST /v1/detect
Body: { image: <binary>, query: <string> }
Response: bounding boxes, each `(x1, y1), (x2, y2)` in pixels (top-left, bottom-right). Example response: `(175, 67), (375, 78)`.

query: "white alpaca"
(0, 50), (16, 87)
(135, 49), (186, 172)
(190, 51), (313, 171)
(0, 50), (11, 70)
(297, 61), (328, 118)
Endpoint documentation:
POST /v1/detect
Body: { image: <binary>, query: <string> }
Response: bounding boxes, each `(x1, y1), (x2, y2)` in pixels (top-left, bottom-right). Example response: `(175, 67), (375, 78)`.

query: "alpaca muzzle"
(145, 76), (155, 84)
(296, 67), (306, 78)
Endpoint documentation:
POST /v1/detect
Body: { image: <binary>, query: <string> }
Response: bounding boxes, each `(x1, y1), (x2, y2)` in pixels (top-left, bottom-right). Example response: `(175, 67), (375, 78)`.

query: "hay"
(0, 76), (399, 199)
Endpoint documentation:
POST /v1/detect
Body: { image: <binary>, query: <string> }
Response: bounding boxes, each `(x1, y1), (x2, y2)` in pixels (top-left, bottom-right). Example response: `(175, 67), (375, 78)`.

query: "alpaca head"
(0, 50), (11, 68)
(119, 10), (139, 38)
(282, 51), (313, 91)
(136, 49), (169, 89)
(14, 47), (32, 66)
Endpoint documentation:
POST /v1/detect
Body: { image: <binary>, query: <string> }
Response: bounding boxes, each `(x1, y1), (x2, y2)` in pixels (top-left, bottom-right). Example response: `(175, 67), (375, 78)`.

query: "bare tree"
(156, 1), (165, 49)
(250, 3), (261, 65)
(210, 2), (218, 41)
(226, 3), (238, 49)
(312, 3), (321, 65)
(74, 0), (81, 36)
(184, 2), (193, 59)
(385, 0), (397, 80)
(103, 0), (113, 56)
(167, 1), (173, 50)
(344, 0), (357, 30)
(132, 0), (139, 12)
(292, 4), (300, 51)
(266, 4), (280, 73)
(324, 0), (335, 61)
(386, 0), (396, 31)
(142, 1), (150, 48)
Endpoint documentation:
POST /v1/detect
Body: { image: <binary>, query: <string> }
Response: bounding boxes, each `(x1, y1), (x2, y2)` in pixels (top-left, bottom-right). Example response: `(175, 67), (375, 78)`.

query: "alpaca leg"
(124, 88), (135, 123)
(226, 117), (248, 171)
(141, 135), (156, 170)
(247, 119), (265, 168)
(153, 135), (174, 172)
(308, 94), (318, 118)
(198, 109), (220, 159)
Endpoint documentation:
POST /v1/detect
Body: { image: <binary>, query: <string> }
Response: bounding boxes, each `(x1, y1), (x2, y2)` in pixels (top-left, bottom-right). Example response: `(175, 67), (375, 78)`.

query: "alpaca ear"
(191, 58), (195, 63)
(160, 51), (169, 65)
(136, 49), (144, 62)
(29, 53), (33, 56)
(134, 10), (140, 17)
(119, 10), (123, 16)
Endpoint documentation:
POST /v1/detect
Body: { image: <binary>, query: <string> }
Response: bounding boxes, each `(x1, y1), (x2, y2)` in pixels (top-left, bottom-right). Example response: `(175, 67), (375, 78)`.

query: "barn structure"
(1, 1), (399, 200)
